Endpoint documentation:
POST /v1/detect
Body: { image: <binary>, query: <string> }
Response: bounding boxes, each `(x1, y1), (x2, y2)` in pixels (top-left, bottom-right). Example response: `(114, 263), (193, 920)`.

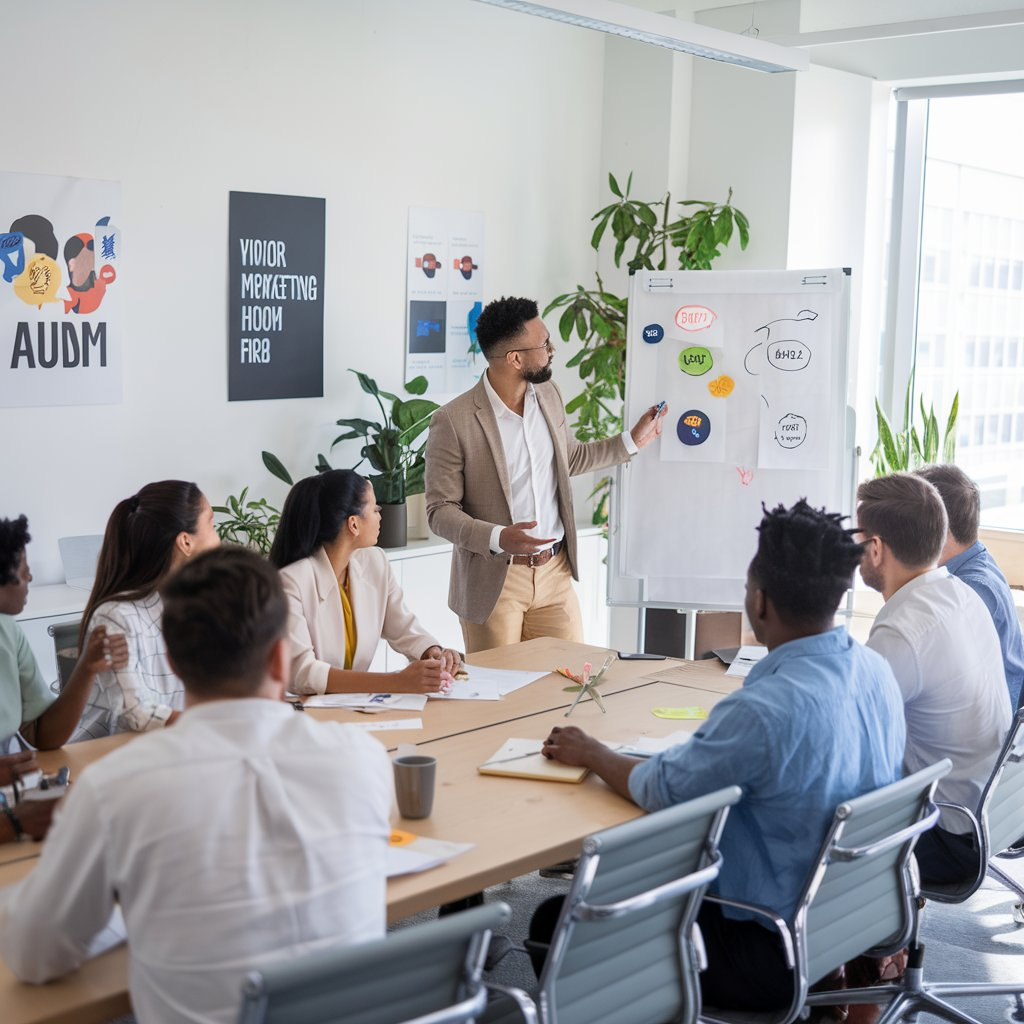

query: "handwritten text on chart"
(775, 413), (807, 449)
(678, 346), (713, 376)
(766, 341), (811, 371)
(674, 305), (717, 332)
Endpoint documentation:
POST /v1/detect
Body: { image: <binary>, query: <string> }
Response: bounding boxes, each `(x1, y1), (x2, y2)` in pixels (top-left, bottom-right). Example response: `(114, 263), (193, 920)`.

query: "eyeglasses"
(507, 339), (554, 355)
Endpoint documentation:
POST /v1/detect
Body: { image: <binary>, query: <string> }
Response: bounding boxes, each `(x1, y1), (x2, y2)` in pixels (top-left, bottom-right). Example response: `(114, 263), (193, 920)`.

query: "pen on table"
(481, 749), (543, 767)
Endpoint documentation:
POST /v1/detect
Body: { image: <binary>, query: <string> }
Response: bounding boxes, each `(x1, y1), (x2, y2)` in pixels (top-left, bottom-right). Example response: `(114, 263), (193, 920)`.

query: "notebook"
(477, 738), (589, 783)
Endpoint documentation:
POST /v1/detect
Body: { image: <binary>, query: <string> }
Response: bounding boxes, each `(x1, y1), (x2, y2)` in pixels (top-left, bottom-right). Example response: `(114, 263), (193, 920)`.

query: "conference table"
(1, 638), (739, 1024)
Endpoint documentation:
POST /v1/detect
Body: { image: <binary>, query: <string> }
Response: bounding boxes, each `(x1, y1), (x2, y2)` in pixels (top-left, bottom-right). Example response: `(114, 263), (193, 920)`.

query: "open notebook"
(477, 738), (589, 784)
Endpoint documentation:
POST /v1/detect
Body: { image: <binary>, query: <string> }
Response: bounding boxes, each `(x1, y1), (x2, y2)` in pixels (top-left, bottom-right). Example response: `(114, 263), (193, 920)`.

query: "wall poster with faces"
(0, 171), (123, 407)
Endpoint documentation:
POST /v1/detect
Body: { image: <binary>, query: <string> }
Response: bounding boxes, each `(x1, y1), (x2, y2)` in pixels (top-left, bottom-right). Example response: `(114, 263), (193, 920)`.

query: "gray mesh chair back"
(538, 785), (741, 1024)
(798, 759), (949, 988)
(980, 707), (1024, 862)
(701, 760), (950, 1024)
(47, 619), (81, 693)
(237, 901), (510, 1024)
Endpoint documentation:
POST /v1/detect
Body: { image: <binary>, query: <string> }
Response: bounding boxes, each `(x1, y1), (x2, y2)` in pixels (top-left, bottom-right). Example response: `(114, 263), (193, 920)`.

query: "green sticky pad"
(651, 707), (707, 720)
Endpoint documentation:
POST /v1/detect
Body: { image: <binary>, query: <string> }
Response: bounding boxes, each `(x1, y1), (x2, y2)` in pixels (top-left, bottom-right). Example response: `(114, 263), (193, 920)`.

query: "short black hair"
(474, 296), (539, 358)
(856, 472), (947, 567)
(749, 499), (864, 626)
(914, 464), (979, 546)
(161, 546), (288, 698)
(0, 516), (30, 586)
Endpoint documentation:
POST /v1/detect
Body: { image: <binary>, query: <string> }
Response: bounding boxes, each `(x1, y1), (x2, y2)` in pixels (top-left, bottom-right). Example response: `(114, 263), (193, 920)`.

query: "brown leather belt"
(508, 540), (563, 568)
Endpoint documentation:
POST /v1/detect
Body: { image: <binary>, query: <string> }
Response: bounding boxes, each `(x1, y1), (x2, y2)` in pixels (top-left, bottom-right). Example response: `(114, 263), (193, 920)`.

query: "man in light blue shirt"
(916, 464), (1024, 709)
(543, 500), (906, 1013)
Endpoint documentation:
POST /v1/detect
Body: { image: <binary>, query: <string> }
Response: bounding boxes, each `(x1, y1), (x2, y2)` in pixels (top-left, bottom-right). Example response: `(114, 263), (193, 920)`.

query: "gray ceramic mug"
(393, 754), (437, 819)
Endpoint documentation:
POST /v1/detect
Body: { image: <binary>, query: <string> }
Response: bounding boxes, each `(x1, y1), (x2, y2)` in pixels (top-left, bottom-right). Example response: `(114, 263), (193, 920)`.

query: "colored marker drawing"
(736, 467), (754, 486)
(674, 304), (717, 332)
(708, 375), (734, 398)
(679, 346), (713, 376)
(754, 309), (817, 372)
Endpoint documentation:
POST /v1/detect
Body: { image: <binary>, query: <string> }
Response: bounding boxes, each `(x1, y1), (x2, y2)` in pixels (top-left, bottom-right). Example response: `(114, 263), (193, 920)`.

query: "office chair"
(486, 784), (741, 1024)
(238, 901), (535, 1024)
(700, 759), (952, 1024)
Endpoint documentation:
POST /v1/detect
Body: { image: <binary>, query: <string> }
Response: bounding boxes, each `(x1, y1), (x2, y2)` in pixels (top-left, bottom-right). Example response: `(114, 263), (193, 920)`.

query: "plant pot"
(406, 492), (429, 540)
(378, 502), (408, 549)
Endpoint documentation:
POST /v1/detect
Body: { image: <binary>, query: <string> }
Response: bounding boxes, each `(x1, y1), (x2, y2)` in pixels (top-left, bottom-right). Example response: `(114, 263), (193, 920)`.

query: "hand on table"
(394, 659), (446, 694)
(12, 798), (60, 842)
(0, 750), (37, 787)
(630, 403), (667, 449)
(542, 726), (600, 767)
(499, 521), (556, 555)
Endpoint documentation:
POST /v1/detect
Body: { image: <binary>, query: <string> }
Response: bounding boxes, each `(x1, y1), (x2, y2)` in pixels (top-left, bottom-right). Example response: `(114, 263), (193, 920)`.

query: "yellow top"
(339, 578), (356, 670)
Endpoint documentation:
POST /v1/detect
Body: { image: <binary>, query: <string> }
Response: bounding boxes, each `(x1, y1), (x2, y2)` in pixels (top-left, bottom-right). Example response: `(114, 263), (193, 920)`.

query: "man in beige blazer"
(426, 296), (665, 653)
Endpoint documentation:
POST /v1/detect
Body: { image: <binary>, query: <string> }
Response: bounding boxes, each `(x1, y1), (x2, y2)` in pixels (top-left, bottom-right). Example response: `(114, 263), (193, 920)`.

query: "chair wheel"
(1013, 902), (1024, 927)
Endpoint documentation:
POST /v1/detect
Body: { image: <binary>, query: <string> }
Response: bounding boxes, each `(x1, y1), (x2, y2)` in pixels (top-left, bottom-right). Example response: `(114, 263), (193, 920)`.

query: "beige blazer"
(278, 546), (438, 694)
(425, 376), (630, 623)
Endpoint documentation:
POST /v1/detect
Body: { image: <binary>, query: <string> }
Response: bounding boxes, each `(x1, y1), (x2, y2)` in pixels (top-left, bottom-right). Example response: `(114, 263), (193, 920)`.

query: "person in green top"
(0, 515), (128, 753)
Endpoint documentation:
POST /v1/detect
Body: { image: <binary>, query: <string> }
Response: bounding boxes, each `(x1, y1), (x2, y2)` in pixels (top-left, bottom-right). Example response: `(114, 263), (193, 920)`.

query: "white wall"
(3, 0), (609, 583)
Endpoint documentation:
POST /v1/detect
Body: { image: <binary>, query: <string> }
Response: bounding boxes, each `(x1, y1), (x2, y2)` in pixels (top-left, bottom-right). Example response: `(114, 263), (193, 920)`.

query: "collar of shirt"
(482, 368), (534, 421)
(944, 540), (985, 576)
(746, 625), (852, 686)
(877, 565), (950, 622)
(178, 696), (294, 725)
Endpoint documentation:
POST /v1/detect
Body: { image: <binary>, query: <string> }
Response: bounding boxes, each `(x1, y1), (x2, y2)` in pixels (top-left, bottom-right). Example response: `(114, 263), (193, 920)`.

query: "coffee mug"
(393, 754), (437, 819)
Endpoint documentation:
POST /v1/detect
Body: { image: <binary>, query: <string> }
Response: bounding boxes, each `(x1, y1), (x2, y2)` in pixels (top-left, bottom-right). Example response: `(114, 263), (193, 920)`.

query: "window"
(889, 91), (1024, 527)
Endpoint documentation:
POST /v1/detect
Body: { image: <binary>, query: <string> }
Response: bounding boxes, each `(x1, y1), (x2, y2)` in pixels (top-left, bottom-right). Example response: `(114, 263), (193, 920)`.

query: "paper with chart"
(751, 307), (831, 470)
(616, 269), (850, 608)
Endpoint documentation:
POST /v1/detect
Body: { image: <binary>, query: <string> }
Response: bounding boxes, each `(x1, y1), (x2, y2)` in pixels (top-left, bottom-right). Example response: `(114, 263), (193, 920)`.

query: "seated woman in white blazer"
(270, 470), (462, 695)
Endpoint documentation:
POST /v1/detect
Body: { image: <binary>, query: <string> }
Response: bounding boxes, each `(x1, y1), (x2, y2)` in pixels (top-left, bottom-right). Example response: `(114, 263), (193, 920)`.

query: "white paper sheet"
(302, 693), (428, 711)
(355, 718), (423, 732)
(725, 645), (768, 678)
(386, 835), (474, 877)
(615, 730), (694, 758)
(427, 678), (502, 701)
(458, 665), (550, 696)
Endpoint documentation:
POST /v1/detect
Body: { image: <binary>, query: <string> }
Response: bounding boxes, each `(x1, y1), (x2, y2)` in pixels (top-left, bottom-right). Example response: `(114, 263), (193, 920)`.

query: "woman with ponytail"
(74, 481), (220, 739)
(270, 470), (462, 694)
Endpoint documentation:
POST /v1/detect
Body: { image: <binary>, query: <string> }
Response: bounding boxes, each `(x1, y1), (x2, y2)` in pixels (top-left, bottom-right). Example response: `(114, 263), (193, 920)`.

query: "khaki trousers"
(460, 549), (583, 654)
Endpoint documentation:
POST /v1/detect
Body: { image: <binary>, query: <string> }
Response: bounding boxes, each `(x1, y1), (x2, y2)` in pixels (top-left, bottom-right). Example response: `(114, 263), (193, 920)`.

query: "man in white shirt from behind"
(0, 546), (392, 1024)
(857, 471), (1010, 885)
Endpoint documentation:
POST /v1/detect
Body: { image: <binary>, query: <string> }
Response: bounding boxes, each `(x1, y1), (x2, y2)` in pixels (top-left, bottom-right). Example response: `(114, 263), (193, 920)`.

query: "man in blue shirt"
(543, 500), (906, 1012)
(916, 464), (1024, 709)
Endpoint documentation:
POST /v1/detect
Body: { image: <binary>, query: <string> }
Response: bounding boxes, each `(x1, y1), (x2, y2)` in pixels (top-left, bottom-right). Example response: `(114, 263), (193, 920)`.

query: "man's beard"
(522, 363), (553, 384)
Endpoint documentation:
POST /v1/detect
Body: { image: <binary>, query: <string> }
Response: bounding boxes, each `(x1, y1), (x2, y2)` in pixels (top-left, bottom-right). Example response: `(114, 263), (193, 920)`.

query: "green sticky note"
(652, 707), (707, 720)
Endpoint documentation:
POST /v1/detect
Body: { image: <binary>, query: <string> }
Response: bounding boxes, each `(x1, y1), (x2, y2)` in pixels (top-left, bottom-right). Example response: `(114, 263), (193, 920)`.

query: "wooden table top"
(1, 639), (734, 1024)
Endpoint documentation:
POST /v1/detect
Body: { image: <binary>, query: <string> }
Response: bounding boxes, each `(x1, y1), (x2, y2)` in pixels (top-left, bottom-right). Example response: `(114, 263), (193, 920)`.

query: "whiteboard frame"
(606, 268), (858, 628)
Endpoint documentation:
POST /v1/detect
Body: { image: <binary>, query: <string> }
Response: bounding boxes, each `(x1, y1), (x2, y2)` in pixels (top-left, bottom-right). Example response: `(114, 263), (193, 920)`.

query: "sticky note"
(651, 707), (707, 720)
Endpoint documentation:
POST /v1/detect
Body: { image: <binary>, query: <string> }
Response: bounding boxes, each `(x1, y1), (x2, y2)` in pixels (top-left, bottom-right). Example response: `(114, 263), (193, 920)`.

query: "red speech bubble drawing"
(674, 305), (717, 332)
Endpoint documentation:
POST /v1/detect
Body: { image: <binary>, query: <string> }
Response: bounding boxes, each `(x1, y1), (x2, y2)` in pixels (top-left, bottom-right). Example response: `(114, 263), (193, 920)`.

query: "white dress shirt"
(867, 567), (1011, 815)
(1, 698), (392, 1024)
(482, 371), (637, 554)
(74, 593), (184, 740)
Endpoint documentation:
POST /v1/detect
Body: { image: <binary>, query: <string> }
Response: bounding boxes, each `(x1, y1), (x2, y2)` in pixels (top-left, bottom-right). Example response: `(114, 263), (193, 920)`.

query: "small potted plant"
(331, 370), (439, 547)
(262, 371), (439, 548)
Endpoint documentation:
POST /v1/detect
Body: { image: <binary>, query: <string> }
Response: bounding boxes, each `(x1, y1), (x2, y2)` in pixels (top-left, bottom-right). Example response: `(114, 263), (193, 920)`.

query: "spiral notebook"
(477, 738), (589, 784)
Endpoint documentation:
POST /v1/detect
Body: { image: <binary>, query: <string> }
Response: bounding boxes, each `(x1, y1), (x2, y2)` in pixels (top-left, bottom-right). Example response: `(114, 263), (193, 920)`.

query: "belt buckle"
(527, 551), (539, 568)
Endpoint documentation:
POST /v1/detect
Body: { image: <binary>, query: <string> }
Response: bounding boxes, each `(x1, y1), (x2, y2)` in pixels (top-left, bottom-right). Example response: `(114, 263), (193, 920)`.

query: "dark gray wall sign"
(228, 190), (324, 401)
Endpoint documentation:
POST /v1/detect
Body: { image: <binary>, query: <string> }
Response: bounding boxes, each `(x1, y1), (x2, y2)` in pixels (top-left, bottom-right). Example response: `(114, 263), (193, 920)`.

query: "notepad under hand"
(478, 738), (589, 783)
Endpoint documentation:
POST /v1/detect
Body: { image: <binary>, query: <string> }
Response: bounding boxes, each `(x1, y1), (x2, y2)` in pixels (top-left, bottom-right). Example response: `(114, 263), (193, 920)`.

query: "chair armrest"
(702, 894), (796, 969)
(483, 982), (539, 1024)
(830, 803), (940, 861)
(575, 857), (721, 921)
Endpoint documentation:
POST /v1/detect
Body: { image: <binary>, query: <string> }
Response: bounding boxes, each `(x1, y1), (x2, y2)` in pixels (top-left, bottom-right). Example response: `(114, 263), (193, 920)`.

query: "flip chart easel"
(607, 268), (857, 656)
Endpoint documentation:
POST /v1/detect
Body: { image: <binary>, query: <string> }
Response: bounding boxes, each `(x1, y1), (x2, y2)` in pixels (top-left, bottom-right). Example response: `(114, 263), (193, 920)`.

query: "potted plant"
(262, 370), (439, 549)
(332, 370), (439, 547)
(212, 488), (280, 555)
(545, 172), (749, 524)
(870, 375), (959, 475)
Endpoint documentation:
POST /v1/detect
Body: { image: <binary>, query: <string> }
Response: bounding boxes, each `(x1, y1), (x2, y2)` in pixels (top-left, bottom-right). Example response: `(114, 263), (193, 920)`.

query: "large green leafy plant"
(212, 488), (280, 555)
(262, 370), (439, 504)
(544, 172), (749, 520)
(870, 375), (959, 476)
